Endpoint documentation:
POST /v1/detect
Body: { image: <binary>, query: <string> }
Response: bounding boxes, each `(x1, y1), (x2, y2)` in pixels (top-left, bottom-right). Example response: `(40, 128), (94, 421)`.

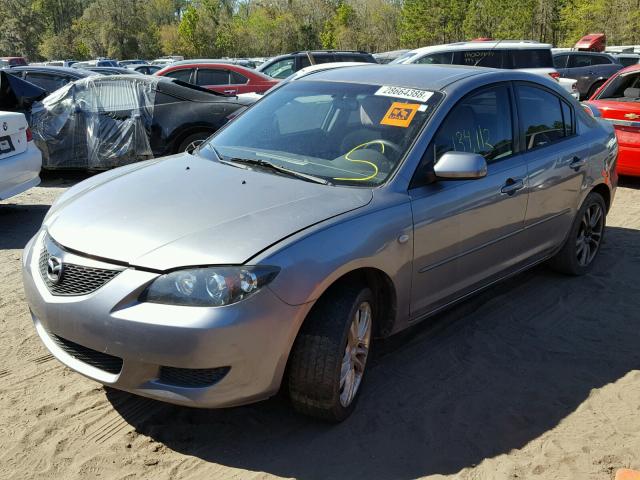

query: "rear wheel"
(549, 192), (606, 275)
(288, 285), (374, 422)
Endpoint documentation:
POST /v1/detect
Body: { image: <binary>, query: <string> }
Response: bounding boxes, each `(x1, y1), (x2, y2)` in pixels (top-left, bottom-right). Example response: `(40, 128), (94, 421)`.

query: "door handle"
(570, 156), (586, 171)
(500, 178), (525, 195)
(224, 89), (237, 95)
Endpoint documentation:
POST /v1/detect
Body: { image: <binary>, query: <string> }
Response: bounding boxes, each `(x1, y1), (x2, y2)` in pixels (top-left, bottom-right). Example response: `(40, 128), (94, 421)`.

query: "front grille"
(39, 243), (121, 296)
(158, 366), (230, 388)
(49, 333), (123, 374)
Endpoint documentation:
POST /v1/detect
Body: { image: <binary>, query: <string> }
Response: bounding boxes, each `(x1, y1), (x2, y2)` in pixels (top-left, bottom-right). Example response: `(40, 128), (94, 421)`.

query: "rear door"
(514, 82), (589, 257)
(409, 83), (529, 319)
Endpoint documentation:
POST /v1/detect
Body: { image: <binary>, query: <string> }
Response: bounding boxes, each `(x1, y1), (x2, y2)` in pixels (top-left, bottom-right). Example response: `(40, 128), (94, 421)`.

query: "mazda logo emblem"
(2, 122), (6, 131)
(46, 257), (64, 284)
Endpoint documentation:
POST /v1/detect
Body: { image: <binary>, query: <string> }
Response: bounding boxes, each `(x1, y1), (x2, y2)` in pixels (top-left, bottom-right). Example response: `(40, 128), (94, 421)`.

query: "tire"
(288, 285), (374, 422)
(548, 192), (606, 275)
(176, 132), (212, 153)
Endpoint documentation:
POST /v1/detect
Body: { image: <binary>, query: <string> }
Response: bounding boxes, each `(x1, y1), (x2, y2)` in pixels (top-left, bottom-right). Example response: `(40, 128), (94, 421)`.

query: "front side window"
(196, 68), (230, 86)
(553, 55), (569, 69)
(517, 84), (569, 150)
(200, 80), (443, 186)
(164, 68), (193, 83)
(426, 85), (514, 166)
(263, 58), (295, 79)
(415, 52), (454, 65)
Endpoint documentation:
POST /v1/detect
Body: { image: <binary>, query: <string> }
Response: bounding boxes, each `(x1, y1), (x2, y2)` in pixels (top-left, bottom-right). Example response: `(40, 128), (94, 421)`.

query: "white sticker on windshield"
(375, 86), (433, 103)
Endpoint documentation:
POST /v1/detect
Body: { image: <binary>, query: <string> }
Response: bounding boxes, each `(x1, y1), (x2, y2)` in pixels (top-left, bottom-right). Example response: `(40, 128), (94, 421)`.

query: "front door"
(409, 84), (529, 319)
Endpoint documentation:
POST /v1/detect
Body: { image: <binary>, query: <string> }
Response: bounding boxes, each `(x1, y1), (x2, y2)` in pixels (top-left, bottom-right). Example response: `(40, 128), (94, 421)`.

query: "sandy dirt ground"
(1, 175), (639, 480)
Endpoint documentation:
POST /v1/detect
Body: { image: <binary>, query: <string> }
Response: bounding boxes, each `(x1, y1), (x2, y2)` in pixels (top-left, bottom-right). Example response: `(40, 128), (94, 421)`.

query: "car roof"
(6, 65), (93, 77)
(405, 41), (552, 57)
(299, 64), (494, 90)
(555, 51), (614, 57)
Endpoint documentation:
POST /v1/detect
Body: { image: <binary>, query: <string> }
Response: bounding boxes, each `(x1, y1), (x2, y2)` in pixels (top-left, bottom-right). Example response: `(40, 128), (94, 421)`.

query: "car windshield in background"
(200, 80), (443, 186)
(597, 71), (640, 100)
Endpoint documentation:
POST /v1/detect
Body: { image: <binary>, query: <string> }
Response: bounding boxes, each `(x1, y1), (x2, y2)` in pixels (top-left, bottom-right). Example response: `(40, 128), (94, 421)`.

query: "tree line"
(1, 0), (639, 61)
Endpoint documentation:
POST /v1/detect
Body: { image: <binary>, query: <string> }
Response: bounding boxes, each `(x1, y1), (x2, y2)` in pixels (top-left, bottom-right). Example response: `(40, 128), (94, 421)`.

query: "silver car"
(22, 65), (618, 421)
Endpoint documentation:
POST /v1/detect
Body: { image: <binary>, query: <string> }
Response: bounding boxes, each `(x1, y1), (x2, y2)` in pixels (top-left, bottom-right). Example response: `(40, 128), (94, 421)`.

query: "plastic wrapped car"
(30, 75), (250, 170)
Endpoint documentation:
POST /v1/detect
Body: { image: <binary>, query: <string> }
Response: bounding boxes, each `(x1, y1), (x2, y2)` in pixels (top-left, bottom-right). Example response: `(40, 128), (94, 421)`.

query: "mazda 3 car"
(23, 65), (618, 421)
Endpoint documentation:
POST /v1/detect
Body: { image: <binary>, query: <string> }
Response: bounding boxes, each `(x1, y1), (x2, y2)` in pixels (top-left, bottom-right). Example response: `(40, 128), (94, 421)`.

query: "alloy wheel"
(339, 301), (372, 408)
(576, 202), (604, 267)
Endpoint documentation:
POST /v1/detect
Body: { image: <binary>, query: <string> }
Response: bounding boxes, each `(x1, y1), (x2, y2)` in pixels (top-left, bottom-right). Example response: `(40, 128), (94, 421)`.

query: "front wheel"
(549, 192), (606, 275)
(287, 286), (374, 422)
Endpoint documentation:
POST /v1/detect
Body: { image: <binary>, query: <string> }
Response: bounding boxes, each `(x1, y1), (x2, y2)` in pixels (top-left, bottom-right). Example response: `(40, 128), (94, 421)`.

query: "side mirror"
(433, 151), (487, 180)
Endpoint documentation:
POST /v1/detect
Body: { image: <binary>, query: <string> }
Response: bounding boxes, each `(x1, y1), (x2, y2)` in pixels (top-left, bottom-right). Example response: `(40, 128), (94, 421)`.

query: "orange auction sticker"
(616, 469), (640, 480)
(380, 102), (420, 128)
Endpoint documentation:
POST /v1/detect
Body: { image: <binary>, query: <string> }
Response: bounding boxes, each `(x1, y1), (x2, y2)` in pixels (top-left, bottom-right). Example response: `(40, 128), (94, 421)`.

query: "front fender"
(257, 199), (414, 331)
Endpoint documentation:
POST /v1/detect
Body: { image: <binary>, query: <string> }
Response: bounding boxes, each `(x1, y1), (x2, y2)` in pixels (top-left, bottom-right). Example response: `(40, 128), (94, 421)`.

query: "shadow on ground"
(108, 225), (640, 479)
(0, 204), (49, 250)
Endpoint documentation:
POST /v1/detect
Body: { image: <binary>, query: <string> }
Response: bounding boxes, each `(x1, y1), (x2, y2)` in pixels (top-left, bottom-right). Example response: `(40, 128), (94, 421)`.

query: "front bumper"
(22, 231), (311, 408)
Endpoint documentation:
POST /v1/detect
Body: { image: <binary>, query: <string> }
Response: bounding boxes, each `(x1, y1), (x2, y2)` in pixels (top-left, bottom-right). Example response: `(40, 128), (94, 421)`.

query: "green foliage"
(0, 0), (639, 61)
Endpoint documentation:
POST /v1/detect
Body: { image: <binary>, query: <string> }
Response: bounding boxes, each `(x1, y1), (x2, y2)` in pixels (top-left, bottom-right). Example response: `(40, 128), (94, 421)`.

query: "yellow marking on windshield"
(333, 141), (382, 182)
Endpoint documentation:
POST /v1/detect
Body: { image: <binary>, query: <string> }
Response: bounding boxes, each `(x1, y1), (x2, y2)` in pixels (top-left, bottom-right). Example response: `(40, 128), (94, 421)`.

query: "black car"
(0, 70), (47, 117)
(3, 66), (94, 95)
(31, 75), (251, 169)
(553, 51), (624, 99)
(257, 50), (377, 79)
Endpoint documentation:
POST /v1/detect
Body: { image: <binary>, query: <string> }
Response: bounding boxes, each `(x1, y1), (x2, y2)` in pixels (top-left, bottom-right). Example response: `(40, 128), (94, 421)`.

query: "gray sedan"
(22, 65), (618, 422)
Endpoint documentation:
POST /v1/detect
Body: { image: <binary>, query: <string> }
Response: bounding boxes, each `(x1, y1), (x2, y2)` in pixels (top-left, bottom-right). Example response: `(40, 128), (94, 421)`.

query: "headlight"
(142, 266), (279, 307)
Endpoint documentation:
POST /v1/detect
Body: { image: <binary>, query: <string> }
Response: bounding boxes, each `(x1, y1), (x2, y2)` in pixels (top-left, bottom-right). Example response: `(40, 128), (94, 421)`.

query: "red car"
(1, 56), (28, 66)
(585, 64), (640, 176)
(154, 62), (278, 95)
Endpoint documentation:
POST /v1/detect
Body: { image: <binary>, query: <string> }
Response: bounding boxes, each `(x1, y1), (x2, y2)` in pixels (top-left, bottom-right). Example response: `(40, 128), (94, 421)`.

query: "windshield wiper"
(227, 157), (332, 185)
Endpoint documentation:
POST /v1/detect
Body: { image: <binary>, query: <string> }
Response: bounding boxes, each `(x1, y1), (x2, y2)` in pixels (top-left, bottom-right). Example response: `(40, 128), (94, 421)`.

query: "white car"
(392, 41), (577, 96)
(238, 62), (372, 102)
(0, 112), (41, 200)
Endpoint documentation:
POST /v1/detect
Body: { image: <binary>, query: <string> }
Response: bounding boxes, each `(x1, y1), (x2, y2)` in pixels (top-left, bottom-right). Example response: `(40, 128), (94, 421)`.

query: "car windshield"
(199, 80), (443, 186)
(596, 71), (640, 100)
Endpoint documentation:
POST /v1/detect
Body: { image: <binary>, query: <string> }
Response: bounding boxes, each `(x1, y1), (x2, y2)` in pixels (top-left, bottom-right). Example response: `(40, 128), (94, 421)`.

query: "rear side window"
(590, 55), (612, 65)
(23, 72), (68, 92)
(262, 58), (295, 79)
(230, 71), (248, 84)
(517, 84), (572, 150)
(312, 54), (335, 65)
(197, 68), (229, 86)
(510, 49), (553, 68)
(570, 55), (600, 68)
(164, 68), (193, 83)
(454, 50), (504, 68)
(415, 52), (454, 65)
(427, 85), (514, 164)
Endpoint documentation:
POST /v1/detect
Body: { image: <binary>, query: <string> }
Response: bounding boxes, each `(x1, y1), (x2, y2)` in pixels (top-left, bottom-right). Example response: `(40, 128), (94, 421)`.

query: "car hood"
(45, 154), (373, 270)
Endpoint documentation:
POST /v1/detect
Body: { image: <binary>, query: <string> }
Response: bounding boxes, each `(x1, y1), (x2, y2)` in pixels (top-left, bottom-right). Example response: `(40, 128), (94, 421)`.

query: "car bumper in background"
(0, 142), (41, 200)
(22, 231), (310, 408)
(617, 144), (640, 176)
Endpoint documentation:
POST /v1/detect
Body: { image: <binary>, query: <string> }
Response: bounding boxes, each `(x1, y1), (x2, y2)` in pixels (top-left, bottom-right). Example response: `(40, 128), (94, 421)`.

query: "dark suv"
(257, 50), (377, 79)
(553, 51), (624, 99)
